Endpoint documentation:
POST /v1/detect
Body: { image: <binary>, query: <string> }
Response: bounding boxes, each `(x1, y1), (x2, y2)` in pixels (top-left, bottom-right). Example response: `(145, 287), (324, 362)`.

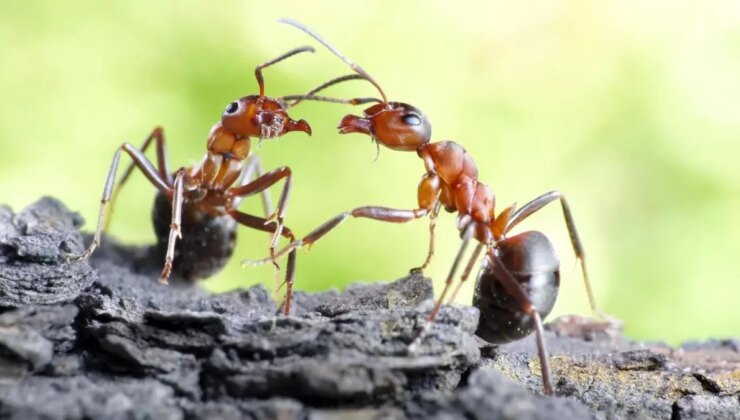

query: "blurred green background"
(1, 1), (738, 344)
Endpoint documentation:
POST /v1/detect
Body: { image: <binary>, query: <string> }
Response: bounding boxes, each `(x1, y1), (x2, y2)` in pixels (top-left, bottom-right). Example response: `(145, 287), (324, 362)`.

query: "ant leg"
(106, 127), (172, 230)
(228, 211), (296, 242)
(282, 249), (297, 315)
(426, 222), (475, 323)
(407, 223), (474, 353)
(447, 242), (485, 305)
(486, 250), (554, 395)
(69, 143), (171, 261)
(117, 127), (173, 188)
(234, 155), (274, 221)
(255, 46), (314, 97)
(233, 155), (284, 286)
(159, 169), (186, 284)
(228, 210), (298, 314)
(228, 167), (292, 262)
(243, 205), (431, 266)
(414, 201), (442, 272)
(504, 191), (619, 325)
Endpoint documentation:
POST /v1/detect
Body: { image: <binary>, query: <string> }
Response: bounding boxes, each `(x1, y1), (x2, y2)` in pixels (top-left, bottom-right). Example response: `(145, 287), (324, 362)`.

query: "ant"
(247, 19), (620, 395)
(69, 45), (345, 314)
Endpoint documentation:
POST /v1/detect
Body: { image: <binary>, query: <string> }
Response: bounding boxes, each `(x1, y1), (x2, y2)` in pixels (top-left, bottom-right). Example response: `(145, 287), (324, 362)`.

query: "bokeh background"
(1, 1), (739, 344)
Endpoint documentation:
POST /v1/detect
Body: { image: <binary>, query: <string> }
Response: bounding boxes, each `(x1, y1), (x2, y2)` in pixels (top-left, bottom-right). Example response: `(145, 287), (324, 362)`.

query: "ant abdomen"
(474, 231), (560, 344)
(151, 191), (237, 282)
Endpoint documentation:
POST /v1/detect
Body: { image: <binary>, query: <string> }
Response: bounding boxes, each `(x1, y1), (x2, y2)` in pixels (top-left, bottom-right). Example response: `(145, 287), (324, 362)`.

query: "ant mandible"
(70, 45), (337, 313)
(248, 19), (620, 395)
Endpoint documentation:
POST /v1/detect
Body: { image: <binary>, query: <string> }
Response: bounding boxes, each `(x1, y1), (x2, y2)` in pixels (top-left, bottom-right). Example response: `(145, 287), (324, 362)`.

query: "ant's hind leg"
(69, 143), (171, 261)
(117, 127), (173, 189)
(504, 191), (621, 326)
(486, 251), (554, 395)
(106, 128), (172, 231)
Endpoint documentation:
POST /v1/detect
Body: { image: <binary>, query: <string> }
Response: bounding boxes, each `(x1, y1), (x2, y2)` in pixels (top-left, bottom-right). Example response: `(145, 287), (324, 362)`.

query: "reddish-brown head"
(221, 95), (311, 140)
(277, 20), (431, 151)
(339, 102), (431, 151)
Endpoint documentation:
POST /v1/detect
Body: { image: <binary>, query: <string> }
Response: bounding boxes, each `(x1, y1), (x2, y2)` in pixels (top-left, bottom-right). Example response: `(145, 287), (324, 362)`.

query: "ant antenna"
(283, 94), (380, 108)
(283, 74), (381, 108)
(279, 18), (389, 104)
(255, 45), (315, 98)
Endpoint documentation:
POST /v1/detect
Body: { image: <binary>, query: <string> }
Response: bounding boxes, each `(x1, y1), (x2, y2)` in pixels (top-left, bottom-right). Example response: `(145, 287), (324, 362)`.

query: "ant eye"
(224, 101), (240, 115)
(402, 113), (421, 126)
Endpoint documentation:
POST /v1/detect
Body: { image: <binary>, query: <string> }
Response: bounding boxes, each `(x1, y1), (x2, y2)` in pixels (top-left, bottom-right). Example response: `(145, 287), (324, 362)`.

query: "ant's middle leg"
(408, 223), (476, 353)
(69, 143), (171, 261)
(503, 191), (620, 325)
(426, 222), (475, 323)
(447, 242), (485, 306)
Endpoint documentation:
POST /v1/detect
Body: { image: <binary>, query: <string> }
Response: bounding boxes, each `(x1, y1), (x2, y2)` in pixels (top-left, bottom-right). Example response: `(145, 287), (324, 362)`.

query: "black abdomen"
(474, 231), (560, 344)
(152, 192), (237, 282)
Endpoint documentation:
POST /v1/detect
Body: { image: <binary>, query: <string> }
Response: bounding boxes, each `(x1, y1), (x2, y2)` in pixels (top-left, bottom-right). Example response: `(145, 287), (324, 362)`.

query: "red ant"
(69, 45), (343, 313)
(247, 19), (620, 395)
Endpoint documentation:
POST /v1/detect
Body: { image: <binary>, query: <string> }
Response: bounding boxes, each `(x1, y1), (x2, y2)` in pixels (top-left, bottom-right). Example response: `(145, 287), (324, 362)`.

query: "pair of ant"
(73, 19), (619, 395)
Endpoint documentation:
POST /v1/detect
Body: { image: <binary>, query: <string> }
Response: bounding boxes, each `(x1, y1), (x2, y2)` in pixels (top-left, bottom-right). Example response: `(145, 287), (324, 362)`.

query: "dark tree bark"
(0, 198), (737, 419)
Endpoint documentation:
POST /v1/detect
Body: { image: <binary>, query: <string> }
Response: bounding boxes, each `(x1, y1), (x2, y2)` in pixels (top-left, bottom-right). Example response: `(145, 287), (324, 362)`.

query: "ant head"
(221, 96), (311, 140)
(219, 45), (315, 141)
(278, 20), (431, 151)
(339, 102), (431, 151)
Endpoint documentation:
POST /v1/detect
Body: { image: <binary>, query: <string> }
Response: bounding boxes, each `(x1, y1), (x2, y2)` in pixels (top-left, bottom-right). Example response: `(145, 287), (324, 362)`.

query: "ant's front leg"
(234, 154), (274, 219)
(227, 166), (292, 264)
(413, 201), (441, 272)
(69, 143), (171, 261)
(227, 209), (298, 315)
(413, 173), (442, 272)
(242, 173), (440, 268)
(245, 205), (433, 267)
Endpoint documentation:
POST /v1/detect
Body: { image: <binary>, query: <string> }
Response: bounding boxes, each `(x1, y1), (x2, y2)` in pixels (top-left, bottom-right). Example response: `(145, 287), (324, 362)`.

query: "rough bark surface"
(0, 197), (737, 419)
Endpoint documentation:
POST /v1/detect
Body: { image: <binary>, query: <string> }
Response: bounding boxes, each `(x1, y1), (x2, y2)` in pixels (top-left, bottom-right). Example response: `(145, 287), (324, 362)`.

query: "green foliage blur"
(1, 1), (738, 344)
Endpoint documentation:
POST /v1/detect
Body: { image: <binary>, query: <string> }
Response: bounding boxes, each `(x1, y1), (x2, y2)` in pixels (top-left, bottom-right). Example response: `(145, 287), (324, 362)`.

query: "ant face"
(221, 96), (311, 140)
(339, 102), (431, 151)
